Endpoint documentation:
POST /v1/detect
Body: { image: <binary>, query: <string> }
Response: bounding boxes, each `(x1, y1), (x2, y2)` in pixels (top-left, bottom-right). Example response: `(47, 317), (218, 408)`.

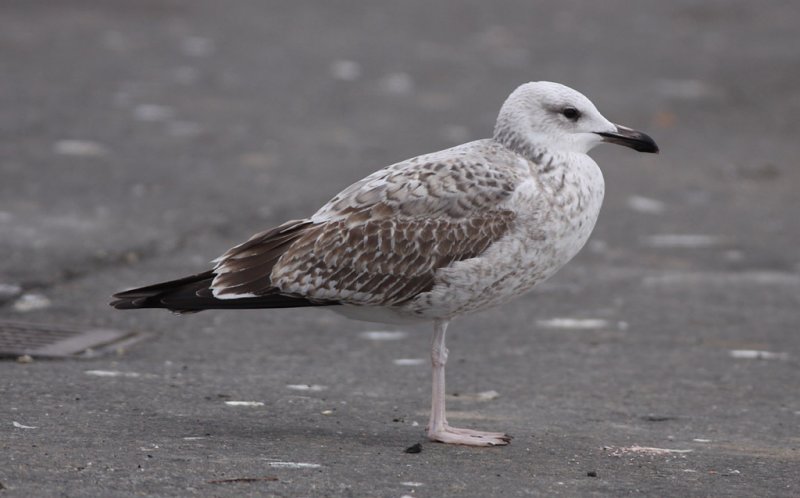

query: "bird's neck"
(493, 125), (564, 172)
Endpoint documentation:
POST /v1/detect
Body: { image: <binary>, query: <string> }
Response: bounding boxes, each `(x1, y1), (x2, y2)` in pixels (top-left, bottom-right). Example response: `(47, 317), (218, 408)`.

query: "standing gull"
(112, 81), (658, 446)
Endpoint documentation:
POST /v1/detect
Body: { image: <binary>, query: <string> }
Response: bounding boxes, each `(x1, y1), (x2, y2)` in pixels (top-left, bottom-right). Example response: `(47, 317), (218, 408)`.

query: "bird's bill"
(597, 124), (659, 153)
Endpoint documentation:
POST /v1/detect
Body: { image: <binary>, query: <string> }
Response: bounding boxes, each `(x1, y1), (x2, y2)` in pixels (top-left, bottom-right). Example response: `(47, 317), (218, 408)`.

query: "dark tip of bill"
(634, 132), (659, 153)
(597, 128), (659, 154)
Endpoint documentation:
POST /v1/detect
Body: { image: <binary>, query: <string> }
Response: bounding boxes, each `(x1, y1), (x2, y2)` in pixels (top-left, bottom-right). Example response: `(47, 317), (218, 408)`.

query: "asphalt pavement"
(1, 1), (799, 496)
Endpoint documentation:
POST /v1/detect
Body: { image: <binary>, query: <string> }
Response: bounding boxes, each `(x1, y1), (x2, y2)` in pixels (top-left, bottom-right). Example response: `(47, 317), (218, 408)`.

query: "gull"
(112, 81), (658, 446)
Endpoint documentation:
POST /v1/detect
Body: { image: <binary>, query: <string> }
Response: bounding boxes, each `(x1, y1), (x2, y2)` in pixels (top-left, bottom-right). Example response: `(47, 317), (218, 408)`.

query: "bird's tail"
(110, 271), (333, 314)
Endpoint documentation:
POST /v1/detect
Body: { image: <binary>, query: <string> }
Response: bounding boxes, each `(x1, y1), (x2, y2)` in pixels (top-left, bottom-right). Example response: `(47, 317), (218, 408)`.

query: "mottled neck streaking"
(492, 94), (552, 166)
(494, 116), (565, 176)
(493, 119), (544, 163)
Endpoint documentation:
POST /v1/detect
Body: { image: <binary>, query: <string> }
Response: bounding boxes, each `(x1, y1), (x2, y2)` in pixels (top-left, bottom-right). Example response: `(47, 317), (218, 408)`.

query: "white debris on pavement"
(12, 421), (37, 429)
(360, 331), (408, 341)
(85, 370), (143, 378)
(393, 358), (425, 366)
(450, 390), (500, 401)
(729, 350), (788, 360)
(224, 401), (265, 407)
(286, 384), (328, 392)
(642, 234), (720, 248)
(13, 294), (51, 312)
(537, 318), (609, 329)
(476, 390), (500, 401)
(53, 139), (108, 157)
(400, 482), (424, 487)
(267, 462), (321, 469)
(605, 445), (693, 456)
(627, 195), (665, 214)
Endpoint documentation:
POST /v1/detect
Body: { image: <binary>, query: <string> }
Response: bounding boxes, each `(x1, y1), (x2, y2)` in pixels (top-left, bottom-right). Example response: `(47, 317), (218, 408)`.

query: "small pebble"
(587, 471), (598, 477)
(404, 443), (422, 454)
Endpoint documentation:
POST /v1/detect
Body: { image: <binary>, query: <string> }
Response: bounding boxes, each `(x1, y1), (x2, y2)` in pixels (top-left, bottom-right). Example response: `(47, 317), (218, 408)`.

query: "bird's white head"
(494, 81), (658, 156)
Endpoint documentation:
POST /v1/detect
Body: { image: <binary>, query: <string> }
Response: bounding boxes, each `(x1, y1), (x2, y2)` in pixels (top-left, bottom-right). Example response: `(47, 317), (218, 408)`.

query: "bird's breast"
(402, 155), (605, 319)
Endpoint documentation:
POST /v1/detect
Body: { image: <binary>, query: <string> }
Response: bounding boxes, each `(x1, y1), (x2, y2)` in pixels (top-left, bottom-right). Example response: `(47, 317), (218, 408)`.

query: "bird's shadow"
(139, 410), (419, 451)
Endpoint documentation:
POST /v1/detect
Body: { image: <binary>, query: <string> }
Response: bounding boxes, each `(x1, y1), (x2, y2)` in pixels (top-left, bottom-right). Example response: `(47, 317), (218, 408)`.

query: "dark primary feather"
(110, 220), (340, 313)
(110, 270), (336, 313)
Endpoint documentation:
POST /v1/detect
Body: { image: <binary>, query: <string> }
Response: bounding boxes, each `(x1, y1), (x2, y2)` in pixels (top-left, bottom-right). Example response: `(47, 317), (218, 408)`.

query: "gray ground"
(1, 1), (799, 496)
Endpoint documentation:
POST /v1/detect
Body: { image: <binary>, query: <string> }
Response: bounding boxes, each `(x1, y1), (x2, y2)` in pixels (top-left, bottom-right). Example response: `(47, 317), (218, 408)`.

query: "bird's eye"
(562, 107), (580, 121)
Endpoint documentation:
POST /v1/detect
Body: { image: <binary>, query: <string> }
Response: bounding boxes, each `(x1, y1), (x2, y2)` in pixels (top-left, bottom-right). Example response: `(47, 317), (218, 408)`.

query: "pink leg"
(426, 319), (512, 446)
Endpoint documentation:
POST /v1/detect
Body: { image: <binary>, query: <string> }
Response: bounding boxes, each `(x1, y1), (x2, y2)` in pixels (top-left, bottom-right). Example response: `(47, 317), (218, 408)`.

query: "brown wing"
(212, 209), (515, 305)
(212, 150), (522, 305)
(270, 209), (515, 305)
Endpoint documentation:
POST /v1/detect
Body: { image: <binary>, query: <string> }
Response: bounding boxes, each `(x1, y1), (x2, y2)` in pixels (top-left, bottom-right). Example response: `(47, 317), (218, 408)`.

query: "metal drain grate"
(0, 320), (148, 359)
